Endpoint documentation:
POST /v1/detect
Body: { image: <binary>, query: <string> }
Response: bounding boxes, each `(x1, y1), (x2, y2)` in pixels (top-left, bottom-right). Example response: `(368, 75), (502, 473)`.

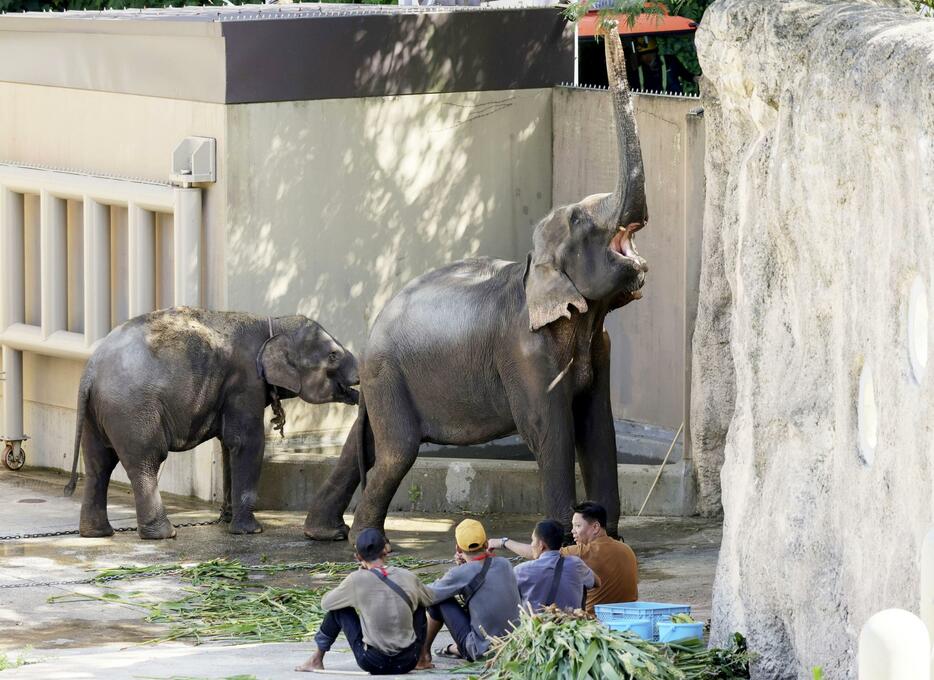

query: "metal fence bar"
(83, 198), (111, 348)
(39, 190), (68, 340)
(0, 187), (26, 441)
(174, 187), (201, 307)
(128, 203), (156, 317)
(0, 187), (25, 330)
(0, 151), (209, 469)
(0, 164), (174, 211)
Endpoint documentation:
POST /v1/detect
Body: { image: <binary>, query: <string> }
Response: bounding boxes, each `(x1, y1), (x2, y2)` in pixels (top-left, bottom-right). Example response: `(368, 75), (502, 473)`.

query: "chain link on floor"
(0, 555), (521, 590)
(0, 513), (225, 542)
(0, 566), (186, 590)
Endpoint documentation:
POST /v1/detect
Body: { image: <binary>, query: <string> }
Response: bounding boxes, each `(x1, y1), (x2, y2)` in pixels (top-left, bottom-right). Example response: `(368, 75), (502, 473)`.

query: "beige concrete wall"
(225, 89), (554, 437)
(552, 89), (704, 433)
(0, 83), (228, 500)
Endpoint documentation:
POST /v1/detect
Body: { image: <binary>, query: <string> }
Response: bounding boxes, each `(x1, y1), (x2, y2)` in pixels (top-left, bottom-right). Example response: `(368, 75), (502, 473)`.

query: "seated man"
(296, 528), (434, 675)
(489, 501), (638, 613)
(511, 518), (599, 611)
(421, 519), (520, 662)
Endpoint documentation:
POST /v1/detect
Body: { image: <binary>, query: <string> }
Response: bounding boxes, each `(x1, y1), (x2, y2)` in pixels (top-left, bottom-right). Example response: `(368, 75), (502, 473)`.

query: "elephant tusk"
(547, 357), (574, 393)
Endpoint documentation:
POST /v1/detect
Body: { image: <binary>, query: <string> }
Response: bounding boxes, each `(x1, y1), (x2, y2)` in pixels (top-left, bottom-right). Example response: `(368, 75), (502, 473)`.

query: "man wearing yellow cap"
(420, 519), (520, 662)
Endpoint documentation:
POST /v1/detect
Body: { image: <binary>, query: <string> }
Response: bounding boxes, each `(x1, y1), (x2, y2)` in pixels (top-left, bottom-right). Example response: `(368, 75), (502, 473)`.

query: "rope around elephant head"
(258, 316), (287, 438)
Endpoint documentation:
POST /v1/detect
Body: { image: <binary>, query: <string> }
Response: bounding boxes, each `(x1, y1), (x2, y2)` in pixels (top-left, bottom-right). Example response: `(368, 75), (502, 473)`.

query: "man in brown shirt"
(489, 501), (638, 613)
(562, 501), (638, 612)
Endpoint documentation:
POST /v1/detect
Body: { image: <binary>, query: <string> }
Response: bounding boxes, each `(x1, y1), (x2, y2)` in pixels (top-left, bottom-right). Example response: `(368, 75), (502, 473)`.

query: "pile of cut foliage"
(50, 559), (752, 679)
(48, 557), (436, 645)
(477, 606), (751, 680)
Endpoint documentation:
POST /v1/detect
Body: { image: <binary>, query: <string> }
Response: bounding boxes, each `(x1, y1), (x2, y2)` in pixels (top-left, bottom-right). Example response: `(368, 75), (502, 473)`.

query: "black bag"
(458, 557), (493, 603)
(544, 555), (566, 607)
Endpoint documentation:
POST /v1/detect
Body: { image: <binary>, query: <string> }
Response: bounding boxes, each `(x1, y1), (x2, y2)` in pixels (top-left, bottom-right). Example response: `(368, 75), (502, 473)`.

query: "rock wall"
(693, 1), (934, 677)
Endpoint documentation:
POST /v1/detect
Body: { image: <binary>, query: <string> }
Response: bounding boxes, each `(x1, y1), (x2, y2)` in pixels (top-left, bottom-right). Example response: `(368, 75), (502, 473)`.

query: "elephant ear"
(259, 334), (302, 393)
(523, 252), (588, 332)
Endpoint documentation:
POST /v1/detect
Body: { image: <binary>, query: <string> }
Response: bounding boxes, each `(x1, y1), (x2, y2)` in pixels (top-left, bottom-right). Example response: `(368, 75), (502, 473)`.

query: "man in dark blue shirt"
(510, 519), (598, 611)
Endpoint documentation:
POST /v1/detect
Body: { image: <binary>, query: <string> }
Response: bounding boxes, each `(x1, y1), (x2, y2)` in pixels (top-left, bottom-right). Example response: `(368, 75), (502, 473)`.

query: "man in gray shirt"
(421, 519), (520, 662)
(296, 528), (435, 674)
(511, 519), (598, 611)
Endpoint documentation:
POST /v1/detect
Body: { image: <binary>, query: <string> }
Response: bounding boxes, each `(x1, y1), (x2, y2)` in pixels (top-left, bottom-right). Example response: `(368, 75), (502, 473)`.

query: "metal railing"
(0, 151), (210, 468)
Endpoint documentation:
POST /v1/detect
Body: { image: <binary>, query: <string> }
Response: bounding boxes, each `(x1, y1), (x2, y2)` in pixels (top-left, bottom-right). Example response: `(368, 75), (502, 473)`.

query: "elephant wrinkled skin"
(304, 26), (648, 541)
(65, 307), (359, 540)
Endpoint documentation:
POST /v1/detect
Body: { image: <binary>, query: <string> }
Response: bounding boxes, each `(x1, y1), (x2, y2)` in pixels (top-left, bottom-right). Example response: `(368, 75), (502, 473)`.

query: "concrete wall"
(224, 89), (554, 437)
(552, 88), (705, 435)
(694, 1), (934, 677)
(258, 453), (694, 517)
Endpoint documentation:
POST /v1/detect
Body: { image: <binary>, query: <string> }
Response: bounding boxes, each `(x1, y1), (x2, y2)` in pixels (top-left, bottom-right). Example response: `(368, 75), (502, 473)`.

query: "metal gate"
(0, 142), (212, 469)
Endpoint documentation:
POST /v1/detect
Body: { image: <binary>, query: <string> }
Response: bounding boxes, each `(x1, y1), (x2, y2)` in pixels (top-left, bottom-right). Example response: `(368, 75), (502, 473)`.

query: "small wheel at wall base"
(3, 444), (25, 471)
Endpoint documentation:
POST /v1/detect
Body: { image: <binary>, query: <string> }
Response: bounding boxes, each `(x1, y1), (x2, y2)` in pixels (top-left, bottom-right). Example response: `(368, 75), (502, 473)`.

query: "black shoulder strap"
(459, 557), (493, 603)
(369, 569), (413, 610)
(544, 556), (565, 607)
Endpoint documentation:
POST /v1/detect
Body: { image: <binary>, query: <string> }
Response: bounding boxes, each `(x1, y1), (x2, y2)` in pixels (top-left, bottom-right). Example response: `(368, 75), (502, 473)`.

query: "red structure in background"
(577, 5), (697, 39)
(575, 3), (698, 90)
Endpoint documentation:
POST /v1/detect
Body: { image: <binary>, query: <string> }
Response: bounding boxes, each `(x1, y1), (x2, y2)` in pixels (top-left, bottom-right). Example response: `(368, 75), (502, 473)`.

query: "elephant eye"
(327, 351), (340, 364)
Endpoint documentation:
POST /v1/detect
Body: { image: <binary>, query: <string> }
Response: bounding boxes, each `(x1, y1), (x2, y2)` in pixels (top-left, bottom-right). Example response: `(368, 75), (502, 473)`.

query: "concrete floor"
(0, 468), (720, 679)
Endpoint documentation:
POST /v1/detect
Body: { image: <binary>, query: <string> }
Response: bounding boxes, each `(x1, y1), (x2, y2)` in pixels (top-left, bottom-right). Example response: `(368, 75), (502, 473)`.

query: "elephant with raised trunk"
(304, 24), (647, 541)
(64, 307), (359, 540)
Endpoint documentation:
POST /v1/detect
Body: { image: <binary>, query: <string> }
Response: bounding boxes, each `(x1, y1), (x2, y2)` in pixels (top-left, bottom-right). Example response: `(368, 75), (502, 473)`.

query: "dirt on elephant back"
(143, 307), (240, 352)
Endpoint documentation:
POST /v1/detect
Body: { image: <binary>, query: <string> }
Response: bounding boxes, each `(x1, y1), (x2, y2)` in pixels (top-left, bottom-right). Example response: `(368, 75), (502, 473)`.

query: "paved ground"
(0, 468), (720, 679)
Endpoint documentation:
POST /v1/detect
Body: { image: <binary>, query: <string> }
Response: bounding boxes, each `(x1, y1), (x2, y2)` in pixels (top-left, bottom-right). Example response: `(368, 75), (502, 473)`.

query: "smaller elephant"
(64, 307), (359, 539)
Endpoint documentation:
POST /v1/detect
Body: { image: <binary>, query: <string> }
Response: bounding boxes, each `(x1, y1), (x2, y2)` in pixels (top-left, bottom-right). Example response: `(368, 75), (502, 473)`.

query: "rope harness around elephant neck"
(256, 317), (287, 438)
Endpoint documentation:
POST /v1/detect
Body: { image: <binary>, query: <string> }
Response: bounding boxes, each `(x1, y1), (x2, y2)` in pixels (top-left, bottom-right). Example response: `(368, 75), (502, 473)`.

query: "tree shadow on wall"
(224, 10), (563, 438)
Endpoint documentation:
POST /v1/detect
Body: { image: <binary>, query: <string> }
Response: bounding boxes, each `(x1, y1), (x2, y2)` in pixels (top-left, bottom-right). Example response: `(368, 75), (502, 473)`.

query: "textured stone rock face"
(693, 1), (934, 677)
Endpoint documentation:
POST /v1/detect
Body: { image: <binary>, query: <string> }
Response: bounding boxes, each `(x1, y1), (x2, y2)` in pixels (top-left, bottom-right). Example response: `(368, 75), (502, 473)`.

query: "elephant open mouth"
(609, 225), (641, 261)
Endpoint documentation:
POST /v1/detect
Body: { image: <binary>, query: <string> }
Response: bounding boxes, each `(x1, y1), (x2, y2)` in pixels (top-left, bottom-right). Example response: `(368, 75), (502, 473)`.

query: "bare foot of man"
(415, 651), (435, 670)
(295, 649), (325, 672)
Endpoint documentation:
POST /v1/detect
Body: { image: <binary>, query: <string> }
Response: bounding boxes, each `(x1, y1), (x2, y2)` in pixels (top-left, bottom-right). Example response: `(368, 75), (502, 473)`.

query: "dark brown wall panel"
(222, 10), (573, 104)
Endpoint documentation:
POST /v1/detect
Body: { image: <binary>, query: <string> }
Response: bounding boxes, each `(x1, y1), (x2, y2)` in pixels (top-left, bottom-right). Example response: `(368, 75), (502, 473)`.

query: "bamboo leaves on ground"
(49, 557), (439, 646)
(477, 607), (751, 680)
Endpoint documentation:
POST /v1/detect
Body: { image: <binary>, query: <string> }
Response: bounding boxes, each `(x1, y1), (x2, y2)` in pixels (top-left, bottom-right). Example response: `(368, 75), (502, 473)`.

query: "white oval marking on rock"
(907, 275), (928, 384)
(858, 364), (877, 466)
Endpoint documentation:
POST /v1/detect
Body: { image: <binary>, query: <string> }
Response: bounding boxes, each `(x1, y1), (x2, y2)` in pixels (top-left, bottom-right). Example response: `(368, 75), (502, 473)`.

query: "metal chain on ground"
(0, 554), (521, 589)
(0, 513), (225, 541)
(0, 567), (185, 590)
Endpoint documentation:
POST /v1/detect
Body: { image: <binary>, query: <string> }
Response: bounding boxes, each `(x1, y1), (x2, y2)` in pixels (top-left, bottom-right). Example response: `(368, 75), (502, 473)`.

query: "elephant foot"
(79, 522), (115, 538)
(303, 522), (350, 542)
(229, 516), (263, 535)
(138, 519), (177, 540)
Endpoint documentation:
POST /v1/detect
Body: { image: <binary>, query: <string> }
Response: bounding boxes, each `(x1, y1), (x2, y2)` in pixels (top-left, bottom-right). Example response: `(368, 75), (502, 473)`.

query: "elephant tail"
(357, 391), (370, 490)
(64, 374), (91, 497)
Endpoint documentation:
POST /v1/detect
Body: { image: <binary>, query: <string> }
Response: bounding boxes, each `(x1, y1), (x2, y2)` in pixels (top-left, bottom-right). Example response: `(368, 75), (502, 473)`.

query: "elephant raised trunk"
(594, 20), (648, 230)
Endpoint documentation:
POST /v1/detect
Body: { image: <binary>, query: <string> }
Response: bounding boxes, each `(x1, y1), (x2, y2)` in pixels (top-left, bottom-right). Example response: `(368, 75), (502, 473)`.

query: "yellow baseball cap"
(455, 519), (487, 551)
(635, 36), (659, 54)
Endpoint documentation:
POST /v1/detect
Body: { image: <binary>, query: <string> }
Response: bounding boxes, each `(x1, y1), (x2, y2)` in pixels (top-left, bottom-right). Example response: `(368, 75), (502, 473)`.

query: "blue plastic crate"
(605, 619), (653, 639)
(657, 621), (704, 643)
(595, 602), (692, 640)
